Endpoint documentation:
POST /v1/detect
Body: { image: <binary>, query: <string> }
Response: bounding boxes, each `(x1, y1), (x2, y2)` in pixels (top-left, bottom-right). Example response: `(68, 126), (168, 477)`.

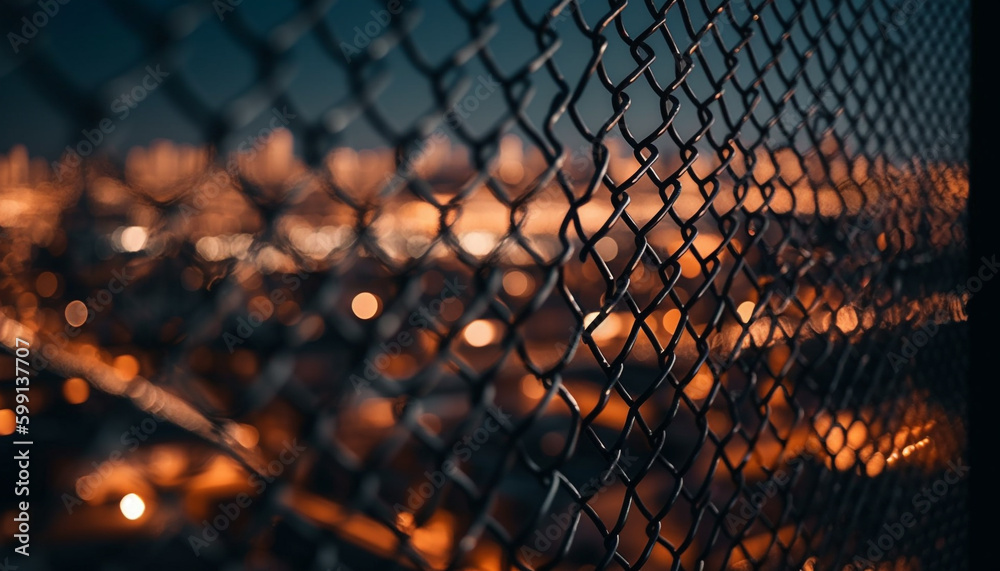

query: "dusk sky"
(0, 0), (966, 165)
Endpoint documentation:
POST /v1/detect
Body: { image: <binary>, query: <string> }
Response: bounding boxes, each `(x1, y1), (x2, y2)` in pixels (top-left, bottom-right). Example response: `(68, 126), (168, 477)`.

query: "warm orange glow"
(737, 301), (755, 323)
(685, 367), (714, 400)
(679, 251), (701, 278)
(65, 300), (88, 327)
(498, 134), (525, 185)
(419, 413), (442, 434)
(297, 314), (325, 341)
(0, 409), (14, 436)
(358, 398), (396, 429)
(502, 270), (531, 297)
(836, 306), (859, 334)
(113, 354), (141, 381)
(499, 161), (524, 184)
(866, 452), (887, 477)
(120, 226), (148, 252)
(585, 312), (623, 340)
(232, 423), (260, 448)
(461, 232), (498, 257)
(231, 349), (258, 377)
(807, 392), (957, 476)
(396, 511), (415, 532)
(119, 493), (146, 520)
(196, 236), (224, 260)
(441, 298), (464, 321)
(352, 292), (380, 320)
(834, 447), (855, 471)
(16, 292), (37, 311)
(63, 377), (90, 404)
(768, 345), (791, 374)
(662, 309), (681, 334)
(35, 271), (58, 297)
(847, 420), (868, 449)
(595, 237), (618, 261)
(149, 447), (188, 483)
(464, 320), (498, 347)
(520, 375), (546, 400)
(824, 424), (846, 455)
(0, 124), (972, 567)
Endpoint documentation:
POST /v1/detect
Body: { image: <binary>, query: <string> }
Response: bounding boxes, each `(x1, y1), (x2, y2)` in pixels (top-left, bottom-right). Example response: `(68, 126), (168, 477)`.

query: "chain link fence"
(0, 0), (970, 569)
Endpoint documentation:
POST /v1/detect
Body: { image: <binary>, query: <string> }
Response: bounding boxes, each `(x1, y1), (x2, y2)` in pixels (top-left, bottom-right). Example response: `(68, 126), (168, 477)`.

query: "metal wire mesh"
(0, 0), (970, 569)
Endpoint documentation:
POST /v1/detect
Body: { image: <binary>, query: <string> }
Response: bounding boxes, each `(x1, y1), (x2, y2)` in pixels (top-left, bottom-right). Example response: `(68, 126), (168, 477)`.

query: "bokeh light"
(113, 355), (141, 381)
(351, 292), (380, 320)
(120, 226), (148, 252)
(65, 300), (89, 327)
(119, 493), (146, 520)
(662, 309), (681, 334)
(463, 320), (498, 347)
(502, 269), (531, 297)
(63, 378), (90, 404)
(35, 271), (58, 297)
(0, 409), (14, 436)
